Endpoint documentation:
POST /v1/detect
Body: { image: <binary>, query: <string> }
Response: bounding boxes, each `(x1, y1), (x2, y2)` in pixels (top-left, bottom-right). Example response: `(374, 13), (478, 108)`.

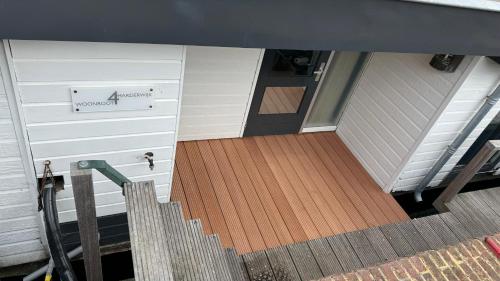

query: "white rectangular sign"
(71, 86), (155, 112)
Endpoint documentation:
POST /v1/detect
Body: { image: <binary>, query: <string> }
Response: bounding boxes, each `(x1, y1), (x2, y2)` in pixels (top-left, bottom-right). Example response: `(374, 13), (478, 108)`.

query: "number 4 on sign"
(108, 91), (119, 105)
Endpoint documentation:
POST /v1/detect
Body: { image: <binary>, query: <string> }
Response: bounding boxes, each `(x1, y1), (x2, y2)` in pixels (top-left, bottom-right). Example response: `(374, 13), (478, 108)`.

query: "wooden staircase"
(124, 181), (500, 281)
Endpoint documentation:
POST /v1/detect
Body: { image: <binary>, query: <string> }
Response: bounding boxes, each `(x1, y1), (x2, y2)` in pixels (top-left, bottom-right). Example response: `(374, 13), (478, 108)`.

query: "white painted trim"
(1, 40), (48, 247)
(383, 56), (482, 192)
(300, 51), (335, 133)
(239, 48), (265, 137)
(301, 126), (337, 133)
(168, 46), (186, 201)
(401, 0), (500, 12)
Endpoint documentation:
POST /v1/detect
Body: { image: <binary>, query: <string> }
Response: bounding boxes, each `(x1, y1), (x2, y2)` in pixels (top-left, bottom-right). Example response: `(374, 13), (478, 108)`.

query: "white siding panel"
(30, 133), (175, 158)
(10, 40), (183, 60)
(19, 81), (180, 103)
(337, 53), (471, 191)
(394, 57), (500, 191)
(14, 60), (181, 82)
(23, 100), (178, 123)
(178, 46), (262, 141)
(9, 40), (184, 227)
(0, 250), (48, 268)
(27, 116), (177, 141)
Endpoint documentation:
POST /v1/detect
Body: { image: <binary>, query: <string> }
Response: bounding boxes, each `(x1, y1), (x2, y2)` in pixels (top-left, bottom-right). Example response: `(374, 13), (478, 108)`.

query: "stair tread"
(124, 181), (173, 281)
(265, 245), (301, 281)
(225, 248), (250, 281)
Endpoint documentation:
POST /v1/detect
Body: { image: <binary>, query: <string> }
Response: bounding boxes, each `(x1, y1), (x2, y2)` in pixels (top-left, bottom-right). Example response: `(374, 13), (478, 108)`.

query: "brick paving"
(316, 233), (500, 281)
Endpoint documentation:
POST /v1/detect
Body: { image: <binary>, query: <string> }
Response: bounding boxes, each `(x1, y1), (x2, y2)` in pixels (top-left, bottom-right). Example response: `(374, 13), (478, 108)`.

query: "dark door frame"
(244, 50), (331, 136)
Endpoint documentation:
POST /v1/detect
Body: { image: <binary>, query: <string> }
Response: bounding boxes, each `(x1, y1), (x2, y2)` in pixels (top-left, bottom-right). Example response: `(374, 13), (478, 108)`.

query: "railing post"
(433, 140), (500, 212)
(70, 162), (104, 281)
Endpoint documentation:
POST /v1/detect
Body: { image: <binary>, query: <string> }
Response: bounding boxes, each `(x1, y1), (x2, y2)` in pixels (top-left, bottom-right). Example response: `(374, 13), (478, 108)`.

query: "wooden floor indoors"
(170, 132), (409, 254)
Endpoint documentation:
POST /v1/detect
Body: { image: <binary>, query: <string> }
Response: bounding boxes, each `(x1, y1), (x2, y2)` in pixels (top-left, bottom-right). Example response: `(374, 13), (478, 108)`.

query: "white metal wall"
(0, 45), (46, 267)
(178, 46), (262, 140)
(9, 40), (185, 223)
(394, 57), (500, 191)
(336, 52), (473, 191)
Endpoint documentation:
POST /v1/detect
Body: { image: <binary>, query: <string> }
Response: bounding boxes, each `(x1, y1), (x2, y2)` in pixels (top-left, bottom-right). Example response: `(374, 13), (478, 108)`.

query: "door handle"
(313, 62), (326, 82)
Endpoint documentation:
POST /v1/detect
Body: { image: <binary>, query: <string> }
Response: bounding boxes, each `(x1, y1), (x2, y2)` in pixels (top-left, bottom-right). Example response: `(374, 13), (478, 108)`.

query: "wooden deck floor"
(170, 132), (409, 254)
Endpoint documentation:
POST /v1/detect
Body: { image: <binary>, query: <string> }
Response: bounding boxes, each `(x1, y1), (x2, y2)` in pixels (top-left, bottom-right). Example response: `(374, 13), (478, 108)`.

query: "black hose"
(42, 182), (77, 281)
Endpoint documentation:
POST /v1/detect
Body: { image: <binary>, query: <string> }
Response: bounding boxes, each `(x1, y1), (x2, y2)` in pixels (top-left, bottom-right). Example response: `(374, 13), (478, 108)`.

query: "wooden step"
(224, 248), (250, 281)
(124, 181), (173, 281)
(161, 202), (203, 281)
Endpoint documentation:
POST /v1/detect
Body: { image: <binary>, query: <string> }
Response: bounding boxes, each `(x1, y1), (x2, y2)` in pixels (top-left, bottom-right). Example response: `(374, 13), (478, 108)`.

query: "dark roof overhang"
(1, 0), (499, 56)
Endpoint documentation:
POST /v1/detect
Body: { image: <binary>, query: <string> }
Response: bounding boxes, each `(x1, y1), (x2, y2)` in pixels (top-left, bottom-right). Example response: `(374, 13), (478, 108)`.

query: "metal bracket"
(77, 160), (132, 194)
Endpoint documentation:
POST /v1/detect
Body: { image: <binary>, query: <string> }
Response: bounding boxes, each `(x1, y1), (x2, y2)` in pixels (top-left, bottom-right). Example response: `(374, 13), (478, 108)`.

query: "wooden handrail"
(70, 162), (104, 281)
(433, 140), (500, 212)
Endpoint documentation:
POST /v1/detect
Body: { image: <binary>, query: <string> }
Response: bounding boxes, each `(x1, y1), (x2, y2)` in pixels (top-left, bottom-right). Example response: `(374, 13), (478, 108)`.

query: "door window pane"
(271, 50), (315, 76)
(259, 87), (306, 114)
(304, 52), (368, 128)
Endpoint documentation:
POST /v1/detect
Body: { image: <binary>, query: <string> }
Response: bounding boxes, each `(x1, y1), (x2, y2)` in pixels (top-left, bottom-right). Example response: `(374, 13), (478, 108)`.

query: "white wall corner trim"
(0, 40), (48, 266)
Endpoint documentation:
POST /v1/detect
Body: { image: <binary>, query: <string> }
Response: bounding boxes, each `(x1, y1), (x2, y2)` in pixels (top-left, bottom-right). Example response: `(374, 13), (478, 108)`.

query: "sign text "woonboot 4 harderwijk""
(71, 86), (155, 113)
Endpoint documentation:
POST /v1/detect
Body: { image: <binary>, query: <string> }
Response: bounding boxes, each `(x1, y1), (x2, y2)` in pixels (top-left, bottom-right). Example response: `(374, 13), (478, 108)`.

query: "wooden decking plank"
(300, 133), (379, 227)
(184, 141), (233, 247)
(193, 220), (219, 280)
(345, 230), (383, 267)
(253, 137), (320, 240)
(327, 234), (363, 272)
(145, 183), (173, 281)
(265, 246), (301, 281)
(438, 212), (473, 242)
(176, 143), (213, 234)
(423, 214), (460, 246)
(456, 193), (497, 234)
(362, 227), (398, 262)
(262, 136), (333, 237)
(397, 221), (431, 253)
(243, 251), (276, 281)
(221, 139), (281, 248)
(282, 134), (358, 233)
(273, 135), (345, 234)
(197, 140), (252, 253)
(321, 132), (401, 223)
(313, 133), (391, 225)
(411, 217), (446, 250)
(447, 198), (490, 237)
(287, 242), (324, 280)
(161, 203), (190, 281)
(232, 138), (294, 245)
(475, 189), (500, 217)
(171, 166), (191, 220)
(378, 224), (415, 257)
(285, 134), (358, 232)
(328, 132), (409, 222)
(207, 235), (232, 281)
(293, 134), (368, 230)
(186, 220), (213, 280)
(170, 202), (204, 281)
(459, 192), (500, 232)
(242, 138), (308, 243)
(307, 238), (344, 276)
(124, 183), (145, 280)
(225, 248), (250, 281)
(125, 182), (173, 281)
(209, 139), (267, 252)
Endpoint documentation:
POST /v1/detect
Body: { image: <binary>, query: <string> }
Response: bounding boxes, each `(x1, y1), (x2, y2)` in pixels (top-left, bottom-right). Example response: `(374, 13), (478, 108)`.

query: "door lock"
(313, 62), (326, 82)
(144, 152), (154, 171)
